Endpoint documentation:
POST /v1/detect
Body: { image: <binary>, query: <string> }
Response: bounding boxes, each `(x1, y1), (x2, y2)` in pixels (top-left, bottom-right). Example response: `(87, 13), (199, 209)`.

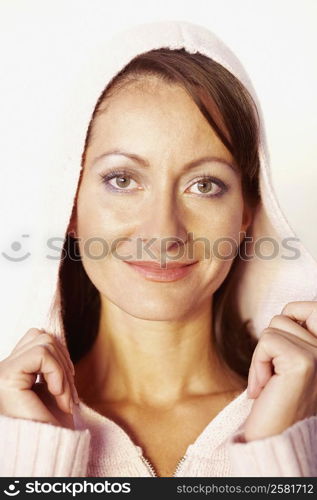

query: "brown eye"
(188, 177), (226, 197)
(100, 170), (139, 191)
(197, 180), (216, 194)
(114, 176), (131, 188)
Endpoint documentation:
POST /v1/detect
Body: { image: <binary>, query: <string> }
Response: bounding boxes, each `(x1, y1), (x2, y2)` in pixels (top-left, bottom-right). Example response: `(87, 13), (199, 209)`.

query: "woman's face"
(75, 76), (251, 320)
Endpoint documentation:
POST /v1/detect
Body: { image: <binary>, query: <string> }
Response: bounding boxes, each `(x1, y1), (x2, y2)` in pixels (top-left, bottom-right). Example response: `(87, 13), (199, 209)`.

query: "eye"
(99, 169), (139, 192)
(99, 169), (228, 198)
(187, 175), (228, 198)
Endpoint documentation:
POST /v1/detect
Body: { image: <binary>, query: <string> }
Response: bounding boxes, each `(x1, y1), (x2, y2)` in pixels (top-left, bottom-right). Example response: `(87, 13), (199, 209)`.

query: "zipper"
(140, 453), (187, 477)
(172, 455), (187, 476)
(140, 455), (157, 477)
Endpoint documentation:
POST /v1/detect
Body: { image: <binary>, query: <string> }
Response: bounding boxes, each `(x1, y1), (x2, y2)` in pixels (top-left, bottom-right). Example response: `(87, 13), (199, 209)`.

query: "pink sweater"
(1, 389), (316, 477)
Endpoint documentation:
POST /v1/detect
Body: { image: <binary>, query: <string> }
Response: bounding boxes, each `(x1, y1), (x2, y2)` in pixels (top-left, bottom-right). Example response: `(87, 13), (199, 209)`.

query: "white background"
(0, 0), (316, 357)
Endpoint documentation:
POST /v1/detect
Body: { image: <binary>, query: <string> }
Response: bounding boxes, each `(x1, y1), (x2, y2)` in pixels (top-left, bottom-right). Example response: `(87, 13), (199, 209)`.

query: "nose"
(138, 190), (188, 260)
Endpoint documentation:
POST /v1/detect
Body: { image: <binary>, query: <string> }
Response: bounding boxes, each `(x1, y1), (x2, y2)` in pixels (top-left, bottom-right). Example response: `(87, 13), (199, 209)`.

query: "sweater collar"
(73, 388), (253, 460)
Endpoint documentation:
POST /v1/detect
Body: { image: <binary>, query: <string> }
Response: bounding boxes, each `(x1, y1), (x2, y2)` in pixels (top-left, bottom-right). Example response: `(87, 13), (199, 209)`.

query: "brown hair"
(58, 48), (260, 381)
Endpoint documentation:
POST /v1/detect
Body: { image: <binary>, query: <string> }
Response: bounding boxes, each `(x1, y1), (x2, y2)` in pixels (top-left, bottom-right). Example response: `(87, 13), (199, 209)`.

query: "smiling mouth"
(124, 260), (198, 282)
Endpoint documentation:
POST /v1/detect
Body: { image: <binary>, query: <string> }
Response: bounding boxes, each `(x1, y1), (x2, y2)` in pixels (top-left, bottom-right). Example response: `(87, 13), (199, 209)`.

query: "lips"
(124, 260), (197, 270)
(124, 260), (198, 282)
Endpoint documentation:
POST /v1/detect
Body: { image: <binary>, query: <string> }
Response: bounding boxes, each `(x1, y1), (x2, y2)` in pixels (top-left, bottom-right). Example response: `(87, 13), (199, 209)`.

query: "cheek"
(198, 197), (244, 239)
(76, 183), (131, 243)
(76, 181), (148, 272)
(195, 197), (244, 265)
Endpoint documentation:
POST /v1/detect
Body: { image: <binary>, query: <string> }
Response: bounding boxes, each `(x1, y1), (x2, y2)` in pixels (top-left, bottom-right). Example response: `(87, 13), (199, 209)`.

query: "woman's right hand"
(0, 328), (79, 429)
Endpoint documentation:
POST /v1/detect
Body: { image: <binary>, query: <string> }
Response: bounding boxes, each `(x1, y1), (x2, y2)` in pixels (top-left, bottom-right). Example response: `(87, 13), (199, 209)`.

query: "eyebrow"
(92, 149), (239, 173)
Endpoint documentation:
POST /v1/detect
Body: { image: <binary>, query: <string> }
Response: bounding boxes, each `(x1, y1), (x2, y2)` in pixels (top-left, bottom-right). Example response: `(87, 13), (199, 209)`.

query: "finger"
(12, 329), (75, 375)
(248, 343), (273, 399)
(264, 327), (317, 358)
(37, 335), (79, 404)
(269, 315), (317, 348)
(252, 356), (273, 399)
(247, 363), (258, 398)
(41, 342), (78, 410)
(51, 339), (79, 404)
(15, 344), (71, 414)
(281, 301), (317, 336)
(11, 328), (44, 354)
(247, 329), (315, 400)
(51, 335), (75, 375)
(247, 343), (261, 398)
(39, 344), (72, 413)
(21, 334), (78, 407)
(12, 328), (79, 404)
(256, 329), (315, 377)
(11, 329), (79, 406)
(11, 335), (74, 414)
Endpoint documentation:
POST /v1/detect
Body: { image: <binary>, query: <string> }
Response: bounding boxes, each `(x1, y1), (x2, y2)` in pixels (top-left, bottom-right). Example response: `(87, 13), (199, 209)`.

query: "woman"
(0, 21), (317, 477)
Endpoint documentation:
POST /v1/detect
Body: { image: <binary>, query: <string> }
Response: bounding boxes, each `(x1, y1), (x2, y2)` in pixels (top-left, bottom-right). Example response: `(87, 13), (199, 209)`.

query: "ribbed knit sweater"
(1, 389), (316, 477)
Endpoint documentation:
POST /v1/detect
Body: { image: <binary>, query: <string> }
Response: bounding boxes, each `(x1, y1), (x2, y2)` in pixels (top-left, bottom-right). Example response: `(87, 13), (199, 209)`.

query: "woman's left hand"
(244, 301), (317, 442)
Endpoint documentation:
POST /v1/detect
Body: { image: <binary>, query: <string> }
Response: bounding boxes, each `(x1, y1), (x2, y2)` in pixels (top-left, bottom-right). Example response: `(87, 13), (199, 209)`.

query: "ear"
(240, 201), (253, 234)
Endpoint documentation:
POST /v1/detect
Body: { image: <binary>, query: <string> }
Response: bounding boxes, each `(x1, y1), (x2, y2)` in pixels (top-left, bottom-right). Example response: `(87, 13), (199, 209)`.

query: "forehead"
(85, 77), (233, 165)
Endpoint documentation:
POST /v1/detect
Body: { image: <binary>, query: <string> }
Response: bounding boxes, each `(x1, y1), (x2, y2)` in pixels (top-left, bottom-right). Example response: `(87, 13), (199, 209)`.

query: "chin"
(108, 294), (197, 322)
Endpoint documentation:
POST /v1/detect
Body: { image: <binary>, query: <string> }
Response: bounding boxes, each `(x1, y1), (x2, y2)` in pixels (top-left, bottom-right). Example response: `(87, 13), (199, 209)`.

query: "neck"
(75, 296), (245, 408)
